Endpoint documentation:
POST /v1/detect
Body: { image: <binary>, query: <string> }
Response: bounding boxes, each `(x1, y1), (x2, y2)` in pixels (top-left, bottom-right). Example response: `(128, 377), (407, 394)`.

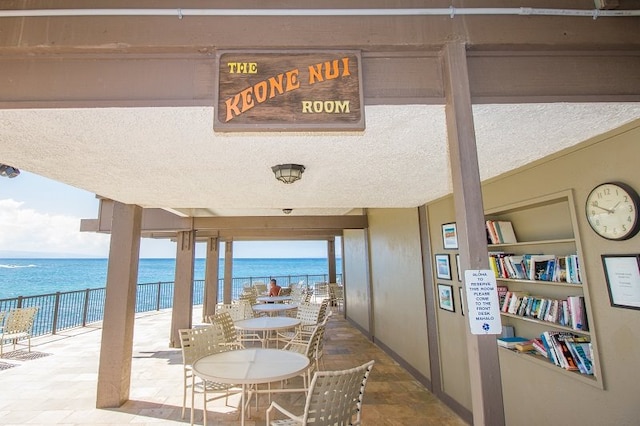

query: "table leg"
(241, 383), (246, 426)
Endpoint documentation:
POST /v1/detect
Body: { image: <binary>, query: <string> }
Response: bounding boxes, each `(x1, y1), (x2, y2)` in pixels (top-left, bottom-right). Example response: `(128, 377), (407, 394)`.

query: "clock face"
(585, 182), (640, 240)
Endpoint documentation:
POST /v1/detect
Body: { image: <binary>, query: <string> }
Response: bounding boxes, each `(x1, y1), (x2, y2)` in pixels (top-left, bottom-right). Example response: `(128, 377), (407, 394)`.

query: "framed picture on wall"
(602, 254), (640, 310)
(438, 283), (455, 312)
(442, 222), (458, 249)
(435, 254), (452, 280)
(456, 254), (462, 281)
(459, 286), (465, 316)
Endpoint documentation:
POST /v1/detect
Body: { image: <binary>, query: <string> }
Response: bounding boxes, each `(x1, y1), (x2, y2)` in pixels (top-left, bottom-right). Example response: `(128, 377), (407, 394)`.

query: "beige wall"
(342, 229), (370, 332)
(426, 119), (640, 423)
(425, 199), (473, 409)
(367, 208), (430, 379)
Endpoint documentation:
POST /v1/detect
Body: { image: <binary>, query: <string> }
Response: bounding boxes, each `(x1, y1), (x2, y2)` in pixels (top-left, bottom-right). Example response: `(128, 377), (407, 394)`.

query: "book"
(486, 220), (500, 244)
(514, 339), (536, 352)
(497, 286), (509, 307)
(552, 332), (580, 371)
(565, 338), (593, 375)
(497, 336), (530, 349)
(530, 255), (556, 281)
(495, 221), (518, 244)
(531, 338), (548, 358)
(567, 296), (588, 331)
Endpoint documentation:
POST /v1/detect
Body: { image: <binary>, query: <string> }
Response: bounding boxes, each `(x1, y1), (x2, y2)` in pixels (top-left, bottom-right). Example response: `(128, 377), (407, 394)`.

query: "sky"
(0, 170), (339, 259)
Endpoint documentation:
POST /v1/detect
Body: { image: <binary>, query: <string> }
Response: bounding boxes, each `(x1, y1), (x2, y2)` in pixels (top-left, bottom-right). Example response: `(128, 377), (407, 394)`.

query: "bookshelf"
(485, 190), (603, 388)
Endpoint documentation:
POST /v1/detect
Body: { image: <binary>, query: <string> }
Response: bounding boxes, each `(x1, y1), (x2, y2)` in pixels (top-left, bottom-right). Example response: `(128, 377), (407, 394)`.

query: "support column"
(327, 237), (337, 283)
(223, 240), (233, 303)
(418, 205), (438, 393)
(169, 230), (195, 348)
(443, 41), (505, 425)
(96, 202), (141, 408)
(203, 236), (220, 321)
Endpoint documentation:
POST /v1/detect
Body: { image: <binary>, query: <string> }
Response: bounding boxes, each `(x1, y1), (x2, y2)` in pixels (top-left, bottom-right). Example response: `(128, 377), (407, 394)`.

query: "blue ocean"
(0, 258), (342, 300)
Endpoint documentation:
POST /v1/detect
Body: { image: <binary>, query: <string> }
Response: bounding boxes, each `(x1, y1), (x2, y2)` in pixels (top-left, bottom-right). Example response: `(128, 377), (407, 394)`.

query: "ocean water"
(0, 258), (342, 300)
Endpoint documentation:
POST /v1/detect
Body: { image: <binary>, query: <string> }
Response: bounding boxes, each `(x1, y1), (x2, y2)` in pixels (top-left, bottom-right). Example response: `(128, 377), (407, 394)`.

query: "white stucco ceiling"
(0, 103), (639, 217)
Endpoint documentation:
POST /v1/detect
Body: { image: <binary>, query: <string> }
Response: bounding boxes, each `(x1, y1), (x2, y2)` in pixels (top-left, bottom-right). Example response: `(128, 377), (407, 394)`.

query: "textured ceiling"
(0, 103), (639, 217)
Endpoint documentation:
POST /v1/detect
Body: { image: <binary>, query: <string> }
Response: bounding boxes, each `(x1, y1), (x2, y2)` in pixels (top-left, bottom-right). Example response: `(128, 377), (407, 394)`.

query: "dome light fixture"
(282, 208), (293, 215)
(0, 164), (20, 178)
(272, 164), (305, 184)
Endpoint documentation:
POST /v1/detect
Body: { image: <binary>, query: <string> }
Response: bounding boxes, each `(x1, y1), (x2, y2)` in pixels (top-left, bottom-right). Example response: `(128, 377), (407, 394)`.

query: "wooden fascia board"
(192, 215), (367, 230)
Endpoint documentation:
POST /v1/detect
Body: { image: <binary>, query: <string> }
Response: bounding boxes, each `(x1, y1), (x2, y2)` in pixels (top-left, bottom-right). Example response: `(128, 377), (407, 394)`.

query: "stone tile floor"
(0, 309), (468, 425)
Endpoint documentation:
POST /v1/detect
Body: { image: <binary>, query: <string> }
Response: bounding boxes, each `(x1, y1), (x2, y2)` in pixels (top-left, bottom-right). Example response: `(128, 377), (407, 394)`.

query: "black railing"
(0, 274), (340, 338)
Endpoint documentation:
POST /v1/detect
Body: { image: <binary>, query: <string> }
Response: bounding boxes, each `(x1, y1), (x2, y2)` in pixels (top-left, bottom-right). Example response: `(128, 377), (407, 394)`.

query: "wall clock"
(585, 182), (640, 240)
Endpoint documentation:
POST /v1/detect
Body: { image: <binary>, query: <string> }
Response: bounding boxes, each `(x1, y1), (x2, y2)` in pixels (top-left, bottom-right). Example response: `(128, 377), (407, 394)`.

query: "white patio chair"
(281, 322), (326, 388)
(205, 311), (244, 350)
(276, 302), (322, 344)
(178, 326), (238, 425)
(253, 282), (268, 295)
(0, 306), (39, 355)
(266, 360), (375, 426)
(328, 283), (345, 311)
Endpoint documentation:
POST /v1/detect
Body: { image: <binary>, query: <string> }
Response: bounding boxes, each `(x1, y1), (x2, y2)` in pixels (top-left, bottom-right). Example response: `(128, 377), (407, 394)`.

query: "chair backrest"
(253, 283), (268, 294)
(296, 302), (322, 326)
(284, 322), (325, 362)
(207, 311), (240, 346)
(214, 303), (247, 321)
(315, 312), (332, 363)
(302, 360), (375, 426)
(318, 298), (331, 323)
(178, 326), (227, 366)
(278, 286), (292, 296)
(239, 290), (257, 306)
(4, 307), (38, 334)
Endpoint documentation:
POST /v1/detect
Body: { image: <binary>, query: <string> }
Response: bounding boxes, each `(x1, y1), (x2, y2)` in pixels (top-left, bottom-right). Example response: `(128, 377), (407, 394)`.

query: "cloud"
(0, 199), (110, 257)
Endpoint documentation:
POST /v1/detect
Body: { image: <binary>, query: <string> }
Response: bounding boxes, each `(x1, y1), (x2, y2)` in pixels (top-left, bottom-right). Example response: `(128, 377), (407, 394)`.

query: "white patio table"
(252, 303), (298, 316)
(256, 295), (292, 303)
(192, 348), (309, 426)
(235, 316), (301, 348)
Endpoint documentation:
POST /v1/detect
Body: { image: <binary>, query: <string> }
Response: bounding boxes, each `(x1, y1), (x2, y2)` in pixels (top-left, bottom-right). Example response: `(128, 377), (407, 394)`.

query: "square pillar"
(169, 230), (195, 348)
(203, 236), (220, 320)
(96, 202), (141, 408)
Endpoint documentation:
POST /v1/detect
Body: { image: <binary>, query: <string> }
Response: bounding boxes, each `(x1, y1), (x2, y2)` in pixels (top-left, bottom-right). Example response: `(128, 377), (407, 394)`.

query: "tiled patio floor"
(0, 308), (468, 425)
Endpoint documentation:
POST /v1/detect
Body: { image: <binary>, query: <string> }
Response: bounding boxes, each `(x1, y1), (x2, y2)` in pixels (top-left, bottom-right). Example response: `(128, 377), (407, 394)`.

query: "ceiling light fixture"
(282, 208), (293, 215)
(0, 164), (20, 178)
(272, 164), (305, 184)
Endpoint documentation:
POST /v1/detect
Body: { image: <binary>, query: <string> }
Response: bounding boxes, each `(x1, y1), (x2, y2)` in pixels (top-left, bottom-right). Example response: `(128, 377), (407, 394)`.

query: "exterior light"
(0, 164), (20, 178)
(272, 164), (305, 184)
(282, 208), (293, 214)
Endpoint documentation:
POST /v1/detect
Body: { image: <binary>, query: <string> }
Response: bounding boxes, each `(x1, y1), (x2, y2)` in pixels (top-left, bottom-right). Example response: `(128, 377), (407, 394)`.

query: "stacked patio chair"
(253, 282), (268, 295)
(328, 283), (345, 312)
(266, 360), (375, 426)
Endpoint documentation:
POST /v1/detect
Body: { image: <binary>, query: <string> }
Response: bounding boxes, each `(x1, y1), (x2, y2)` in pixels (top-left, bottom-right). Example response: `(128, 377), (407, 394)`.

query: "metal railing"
(0, 274), (340, 338)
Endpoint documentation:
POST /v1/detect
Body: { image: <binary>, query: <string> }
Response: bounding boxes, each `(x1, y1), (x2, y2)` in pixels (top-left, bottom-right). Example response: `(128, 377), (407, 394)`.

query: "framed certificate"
(602, 254), (640, 310)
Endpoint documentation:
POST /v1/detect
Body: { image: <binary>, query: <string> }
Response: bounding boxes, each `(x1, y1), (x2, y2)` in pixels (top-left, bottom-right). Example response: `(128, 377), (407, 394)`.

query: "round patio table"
(256, 295), (292, 303)
(252, 303), (298, 316)
(192, 348), (309, 426)
(235, 316), (301, 347)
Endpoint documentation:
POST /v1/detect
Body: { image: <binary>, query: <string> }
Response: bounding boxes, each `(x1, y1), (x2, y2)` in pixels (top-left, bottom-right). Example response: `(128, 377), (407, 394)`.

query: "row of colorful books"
(486, 220), (518, 244)
(498, 332), (593, 375)
(501, 291), (588, 331)
(538, 332), (593, 375)
(488, 252), (582, 283)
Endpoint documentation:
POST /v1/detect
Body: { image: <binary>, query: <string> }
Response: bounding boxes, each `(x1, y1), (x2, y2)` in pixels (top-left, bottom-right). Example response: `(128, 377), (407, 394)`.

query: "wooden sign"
(214, 50), (364, 132)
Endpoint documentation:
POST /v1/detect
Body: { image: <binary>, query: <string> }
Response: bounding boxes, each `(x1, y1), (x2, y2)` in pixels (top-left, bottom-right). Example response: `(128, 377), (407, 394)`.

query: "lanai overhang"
(1, 2), (640, 424)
